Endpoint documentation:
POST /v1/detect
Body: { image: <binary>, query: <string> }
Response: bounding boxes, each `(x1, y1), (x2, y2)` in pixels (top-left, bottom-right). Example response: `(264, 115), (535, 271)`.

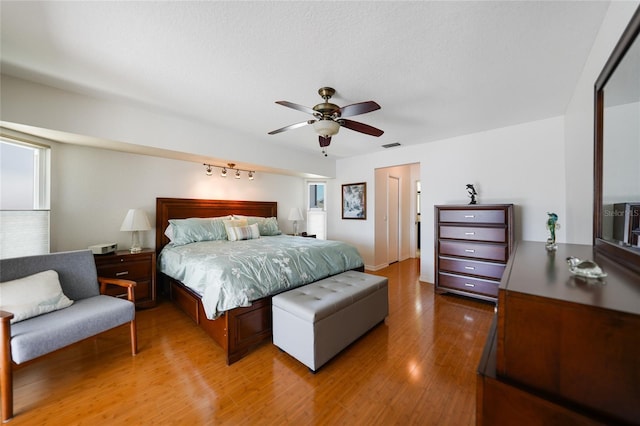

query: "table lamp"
(120, 209), (151, 253)
(288, 208), (304, 236)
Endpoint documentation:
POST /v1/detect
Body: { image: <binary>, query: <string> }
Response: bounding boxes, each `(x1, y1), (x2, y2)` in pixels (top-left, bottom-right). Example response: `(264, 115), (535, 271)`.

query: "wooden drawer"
(439, 209), (506, 224)
(94, 249), (156, 308)
(103, 279), (150, 300)
(439, 240), (509, 262)
(440, 225), (507, 243)
(438, 272), (498, 298)
(171, 280), (200, 323)
(439, 256), (506, 280)
(96, 259), (150, 281)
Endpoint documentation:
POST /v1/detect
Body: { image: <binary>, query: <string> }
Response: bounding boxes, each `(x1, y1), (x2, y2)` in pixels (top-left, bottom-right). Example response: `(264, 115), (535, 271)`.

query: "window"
(307, 181), (326, 239)
(0, 137), (51, 259)
(308, 182), (325, 210)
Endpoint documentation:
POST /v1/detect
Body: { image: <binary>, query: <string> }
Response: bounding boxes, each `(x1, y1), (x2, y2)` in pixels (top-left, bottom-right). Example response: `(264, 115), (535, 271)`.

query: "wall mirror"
(594, 5), (640, 273)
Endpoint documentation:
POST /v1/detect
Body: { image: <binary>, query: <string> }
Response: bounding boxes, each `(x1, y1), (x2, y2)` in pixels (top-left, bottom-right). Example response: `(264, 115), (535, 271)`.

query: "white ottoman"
(272, 270), (389, 371)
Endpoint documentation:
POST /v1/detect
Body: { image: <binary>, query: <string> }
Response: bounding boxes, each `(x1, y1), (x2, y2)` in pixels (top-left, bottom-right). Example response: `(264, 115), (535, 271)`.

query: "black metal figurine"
(466, 184), (477, 205)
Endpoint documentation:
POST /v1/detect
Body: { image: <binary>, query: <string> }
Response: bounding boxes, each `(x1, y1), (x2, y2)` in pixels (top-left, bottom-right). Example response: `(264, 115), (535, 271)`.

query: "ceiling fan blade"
(340, 119), (384, 137)
(339, 101), (381, 117)
(275, 101), (317, 116)
(319, 136), (331, 147)
(268, 120), (315, 135)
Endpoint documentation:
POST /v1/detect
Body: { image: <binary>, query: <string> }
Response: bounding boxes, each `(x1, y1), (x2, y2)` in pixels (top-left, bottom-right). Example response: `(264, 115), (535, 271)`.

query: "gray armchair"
(0, 250), (137, 422)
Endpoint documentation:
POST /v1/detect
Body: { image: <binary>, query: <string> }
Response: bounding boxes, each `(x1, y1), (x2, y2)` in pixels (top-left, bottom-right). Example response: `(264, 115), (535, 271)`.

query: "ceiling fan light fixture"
(313, 119), (340, 137)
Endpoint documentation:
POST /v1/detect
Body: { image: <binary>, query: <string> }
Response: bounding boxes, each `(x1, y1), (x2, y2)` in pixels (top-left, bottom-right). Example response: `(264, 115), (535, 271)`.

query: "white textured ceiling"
(0, 1), (610, 160)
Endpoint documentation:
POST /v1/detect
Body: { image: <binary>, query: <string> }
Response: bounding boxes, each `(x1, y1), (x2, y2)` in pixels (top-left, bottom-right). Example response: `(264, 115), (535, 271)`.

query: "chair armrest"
(98, 277), (137, 303)
(0, 311), (14, 323)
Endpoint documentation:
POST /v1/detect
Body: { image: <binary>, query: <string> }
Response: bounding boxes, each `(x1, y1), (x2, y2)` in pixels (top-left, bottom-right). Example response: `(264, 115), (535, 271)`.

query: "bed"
(155, 197), (365, 364)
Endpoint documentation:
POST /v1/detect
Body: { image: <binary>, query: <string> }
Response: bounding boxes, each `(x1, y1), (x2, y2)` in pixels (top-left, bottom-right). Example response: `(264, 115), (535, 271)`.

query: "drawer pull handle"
(464, 266), (475, 270)
(464, 249), (475, 253)
(464, 232), (475, 235)
(464, 283), (475, 287)
(464, 215), (475, 218)
(115, 271), (129, 277)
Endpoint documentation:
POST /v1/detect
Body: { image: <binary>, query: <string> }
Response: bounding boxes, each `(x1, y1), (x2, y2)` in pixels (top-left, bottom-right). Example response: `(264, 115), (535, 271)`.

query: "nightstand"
(94, 248), (156, 308)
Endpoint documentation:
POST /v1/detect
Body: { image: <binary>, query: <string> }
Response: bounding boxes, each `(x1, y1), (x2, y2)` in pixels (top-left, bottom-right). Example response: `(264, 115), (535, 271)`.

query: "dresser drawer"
(439, 209), (506, 224)
(438, 272), (499, 298)
(440, 225), (507, 243)
(102, 279), (150, 299)
(439, 240), (509, 262)
(439, 256), (506, 280)
(96, 259), (151, 281)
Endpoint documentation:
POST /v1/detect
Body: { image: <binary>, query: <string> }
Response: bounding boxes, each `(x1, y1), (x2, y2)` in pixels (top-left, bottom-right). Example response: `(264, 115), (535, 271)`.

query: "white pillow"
(223, 219), (248, 241)
(0, 270), (74, 324)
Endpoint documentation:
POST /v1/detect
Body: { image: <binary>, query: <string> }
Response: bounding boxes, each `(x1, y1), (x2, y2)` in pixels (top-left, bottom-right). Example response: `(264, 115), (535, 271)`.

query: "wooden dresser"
(435, 204), (514, 301)
(94, 248), (156, 308)
(477, 241), (640, 425)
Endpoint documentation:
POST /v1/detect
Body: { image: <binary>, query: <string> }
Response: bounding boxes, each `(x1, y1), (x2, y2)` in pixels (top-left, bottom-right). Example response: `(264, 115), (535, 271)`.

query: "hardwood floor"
(7, 258), (494, 425)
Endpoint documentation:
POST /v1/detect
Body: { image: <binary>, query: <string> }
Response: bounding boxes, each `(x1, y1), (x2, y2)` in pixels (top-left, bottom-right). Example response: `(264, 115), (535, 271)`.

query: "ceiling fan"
(268, 87), (384, 156)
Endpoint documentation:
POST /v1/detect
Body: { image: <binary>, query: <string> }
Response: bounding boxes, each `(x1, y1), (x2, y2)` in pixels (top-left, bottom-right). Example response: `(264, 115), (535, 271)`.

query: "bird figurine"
(546, 212), (559, 251)
(466, 184), (477, 205)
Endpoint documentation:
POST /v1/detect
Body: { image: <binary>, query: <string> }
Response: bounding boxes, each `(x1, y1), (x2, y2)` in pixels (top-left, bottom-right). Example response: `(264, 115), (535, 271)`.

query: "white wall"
(0, 74), (335, 179)
(49, 142), (306, 252)
(334, 116), (566, 283)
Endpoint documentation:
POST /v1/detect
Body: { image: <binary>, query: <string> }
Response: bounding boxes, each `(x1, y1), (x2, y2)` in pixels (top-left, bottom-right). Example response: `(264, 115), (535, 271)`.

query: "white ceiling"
(0, 1), (610, 160)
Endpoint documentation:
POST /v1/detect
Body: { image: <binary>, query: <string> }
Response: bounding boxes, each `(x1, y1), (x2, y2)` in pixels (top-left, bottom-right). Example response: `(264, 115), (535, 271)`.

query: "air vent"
(382, 142), (401, 149)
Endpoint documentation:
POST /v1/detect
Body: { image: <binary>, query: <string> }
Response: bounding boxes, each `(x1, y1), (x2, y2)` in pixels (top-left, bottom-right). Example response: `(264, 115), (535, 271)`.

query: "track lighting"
(202, 163), (256, 180)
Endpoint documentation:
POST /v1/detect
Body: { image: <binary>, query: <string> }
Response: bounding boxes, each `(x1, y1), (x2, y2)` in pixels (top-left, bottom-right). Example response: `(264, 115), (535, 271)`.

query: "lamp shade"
(120, 209), (151, 232)
(288, 208), (304, 222)
(312, 119), (340, 137)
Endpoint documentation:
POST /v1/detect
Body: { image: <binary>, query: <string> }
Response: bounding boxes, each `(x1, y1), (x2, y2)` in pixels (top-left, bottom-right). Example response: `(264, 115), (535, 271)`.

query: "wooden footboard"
(168, 277), (272, 365)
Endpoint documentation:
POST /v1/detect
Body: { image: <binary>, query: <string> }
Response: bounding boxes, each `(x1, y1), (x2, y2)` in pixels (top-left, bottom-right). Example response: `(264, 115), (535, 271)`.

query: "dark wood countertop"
(500, 241), (640, 316)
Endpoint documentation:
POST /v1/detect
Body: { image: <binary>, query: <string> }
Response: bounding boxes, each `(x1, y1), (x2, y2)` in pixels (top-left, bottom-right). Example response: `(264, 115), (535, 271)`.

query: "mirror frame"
(594, 6), (640, 274)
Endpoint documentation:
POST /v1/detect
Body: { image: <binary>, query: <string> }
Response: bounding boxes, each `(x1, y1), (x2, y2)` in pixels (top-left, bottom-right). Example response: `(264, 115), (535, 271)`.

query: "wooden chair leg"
(130, 319), (138, 355)
(1, 312), (14, 422)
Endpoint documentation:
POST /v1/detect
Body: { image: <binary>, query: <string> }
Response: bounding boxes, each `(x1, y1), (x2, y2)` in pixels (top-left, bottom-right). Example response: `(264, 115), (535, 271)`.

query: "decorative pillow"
(168, 216), (232, 245)
(227, 223), (261, 241)
(0, 270), (74, 324)
(233, 215), (282, 236)
(223, 219), (249, 241)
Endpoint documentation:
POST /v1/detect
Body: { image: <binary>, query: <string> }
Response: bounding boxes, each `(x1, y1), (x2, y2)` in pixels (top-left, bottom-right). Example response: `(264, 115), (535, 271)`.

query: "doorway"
(388, 175), (400, 264)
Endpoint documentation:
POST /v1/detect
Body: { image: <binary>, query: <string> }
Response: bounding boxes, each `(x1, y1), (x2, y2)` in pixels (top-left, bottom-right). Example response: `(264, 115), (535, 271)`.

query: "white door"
(388, 176), (400, 264)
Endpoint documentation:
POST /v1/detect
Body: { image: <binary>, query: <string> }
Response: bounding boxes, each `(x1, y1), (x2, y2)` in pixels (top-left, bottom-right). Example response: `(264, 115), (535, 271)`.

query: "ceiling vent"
(382, 142), (401, 149)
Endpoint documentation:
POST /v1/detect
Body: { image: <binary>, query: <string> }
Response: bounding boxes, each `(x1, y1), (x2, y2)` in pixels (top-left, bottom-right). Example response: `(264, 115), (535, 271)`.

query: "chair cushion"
(0, 270), (73, 324)
(10, 295), (135, 364)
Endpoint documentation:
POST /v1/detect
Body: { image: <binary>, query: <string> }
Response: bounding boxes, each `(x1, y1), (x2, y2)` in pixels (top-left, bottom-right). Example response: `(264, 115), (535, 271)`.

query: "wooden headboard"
(155, 198), (278, 255)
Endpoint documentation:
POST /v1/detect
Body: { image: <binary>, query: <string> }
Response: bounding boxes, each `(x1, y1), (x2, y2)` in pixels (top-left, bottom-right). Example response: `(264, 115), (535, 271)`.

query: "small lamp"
(288, 208), (304, 236)
(120, 209), (151, 253)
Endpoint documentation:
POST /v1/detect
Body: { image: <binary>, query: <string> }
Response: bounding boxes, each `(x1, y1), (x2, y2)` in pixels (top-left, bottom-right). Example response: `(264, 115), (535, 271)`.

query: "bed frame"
(155, 197), (279, 365)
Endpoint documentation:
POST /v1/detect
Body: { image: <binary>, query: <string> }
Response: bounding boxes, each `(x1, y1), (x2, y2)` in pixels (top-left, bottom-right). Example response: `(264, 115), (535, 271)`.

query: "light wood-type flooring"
(7, 258), (494, 425)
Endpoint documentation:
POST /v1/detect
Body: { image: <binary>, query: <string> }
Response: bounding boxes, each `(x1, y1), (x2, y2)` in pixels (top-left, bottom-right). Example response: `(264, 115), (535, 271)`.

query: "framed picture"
(342, 182), (367, 220)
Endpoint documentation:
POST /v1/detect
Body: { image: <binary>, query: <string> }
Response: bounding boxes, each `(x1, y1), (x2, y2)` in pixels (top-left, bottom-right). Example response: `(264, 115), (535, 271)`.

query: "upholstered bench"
(272, 270), (388, 371)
